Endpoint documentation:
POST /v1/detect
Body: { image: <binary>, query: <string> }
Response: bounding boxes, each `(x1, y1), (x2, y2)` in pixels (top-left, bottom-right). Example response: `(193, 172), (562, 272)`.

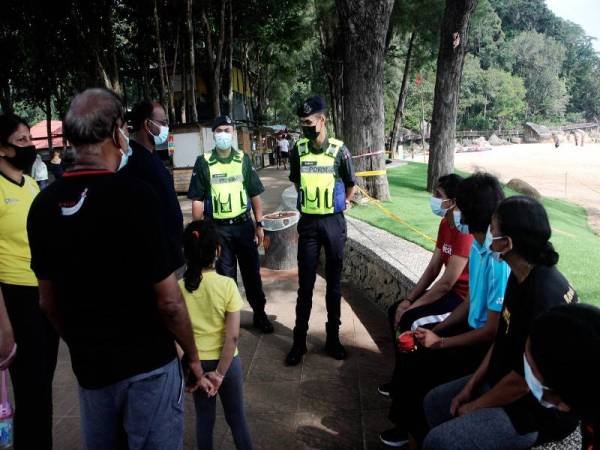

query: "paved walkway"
(50, 167), (396, 449)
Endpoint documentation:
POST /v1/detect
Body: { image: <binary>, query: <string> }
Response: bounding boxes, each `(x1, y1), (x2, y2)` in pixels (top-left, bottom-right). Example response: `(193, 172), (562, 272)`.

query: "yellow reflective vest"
(205, 151), (248, 219)
(298, 137), (344, 215)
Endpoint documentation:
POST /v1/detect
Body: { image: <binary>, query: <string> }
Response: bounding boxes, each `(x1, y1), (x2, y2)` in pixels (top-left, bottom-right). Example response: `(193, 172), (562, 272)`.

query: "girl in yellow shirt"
(180, 220), (253, 450)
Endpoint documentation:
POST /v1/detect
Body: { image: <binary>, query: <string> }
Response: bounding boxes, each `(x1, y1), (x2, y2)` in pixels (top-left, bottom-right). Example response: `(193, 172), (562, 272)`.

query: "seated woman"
(380, 173), (509, 448)
(379, 174), (473, 398)
(527, 304), (600, 450)
(423, 196), (580, 450)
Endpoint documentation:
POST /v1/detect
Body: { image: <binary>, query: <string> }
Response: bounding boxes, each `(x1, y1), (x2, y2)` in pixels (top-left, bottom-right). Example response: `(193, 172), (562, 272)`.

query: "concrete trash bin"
(262, 211), (300, 270)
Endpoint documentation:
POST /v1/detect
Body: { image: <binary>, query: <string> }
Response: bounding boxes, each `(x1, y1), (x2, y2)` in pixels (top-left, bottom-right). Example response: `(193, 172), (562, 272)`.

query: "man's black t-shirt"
(121, 140), (184, 269)
(27, 170), (177, 389)
(487, 265), (579, 444)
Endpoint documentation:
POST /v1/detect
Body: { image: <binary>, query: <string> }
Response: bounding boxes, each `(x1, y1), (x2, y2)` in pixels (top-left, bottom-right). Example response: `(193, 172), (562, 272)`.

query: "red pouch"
(396, 331), (416, 353)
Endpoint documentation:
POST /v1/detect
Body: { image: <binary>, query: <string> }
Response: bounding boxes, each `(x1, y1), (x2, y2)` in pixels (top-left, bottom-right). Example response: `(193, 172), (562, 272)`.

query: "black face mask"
(2, 144), (37, 171)
(302, 125), (319, 141)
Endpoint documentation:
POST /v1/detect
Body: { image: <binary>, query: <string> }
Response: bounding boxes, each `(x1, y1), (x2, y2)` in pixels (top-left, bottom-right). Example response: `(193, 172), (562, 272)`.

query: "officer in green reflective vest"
(286, 96), (357, 366)
(188, 115), (273, 333)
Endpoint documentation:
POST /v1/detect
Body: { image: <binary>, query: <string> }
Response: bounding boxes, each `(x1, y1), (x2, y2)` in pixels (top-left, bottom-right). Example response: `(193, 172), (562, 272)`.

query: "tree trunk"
(167, 25), (180, 125)
(0, 77), (13, 114)
(45, 92), (53, 151)
(186, 0), (199, 122)
(225, 0), (234, 116)
(153, 0), (167, 107)
(181, 36), (188, 123)
(316, 1), (344, 137)
(390, 31), (416, 159)
(107, 7), (122, 95)
(426, 0), (477, 192)
(201, 0), (226, 118)
(336, 0), (393, 201)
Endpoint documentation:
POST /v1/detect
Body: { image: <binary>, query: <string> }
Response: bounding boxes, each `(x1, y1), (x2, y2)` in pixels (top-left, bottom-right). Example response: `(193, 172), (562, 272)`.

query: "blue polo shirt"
(468, 238), (510, 329)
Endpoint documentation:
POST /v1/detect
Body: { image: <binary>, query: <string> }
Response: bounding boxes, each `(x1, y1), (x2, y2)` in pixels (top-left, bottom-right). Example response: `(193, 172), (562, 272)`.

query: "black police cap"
(297, 96), (327, 118)
(212, 115), (234, 131)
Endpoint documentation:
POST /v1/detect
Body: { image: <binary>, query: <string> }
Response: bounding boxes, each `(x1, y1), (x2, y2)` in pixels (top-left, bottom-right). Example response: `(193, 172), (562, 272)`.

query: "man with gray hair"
(26, 88), (213, 449)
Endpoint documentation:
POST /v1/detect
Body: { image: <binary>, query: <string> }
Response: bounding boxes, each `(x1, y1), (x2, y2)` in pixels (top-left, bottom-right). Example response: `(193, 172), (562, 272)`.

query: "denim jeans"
(193, 356), (252, 450)
(79, 358), (184, 450)
(423, 375), (538, 449)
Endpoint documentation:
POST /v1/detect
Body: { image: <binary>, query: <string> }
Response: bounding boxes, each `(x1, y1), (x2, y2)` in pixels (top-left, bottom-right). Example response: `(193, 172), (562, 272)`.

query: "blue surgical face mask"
(215, 132), (233, 151)
(149, 121), (169, 145)
(453, 210), (470, 234)
(523, 354), (557, 409)
(117, 128), (132, 171)
(117, 148), (130, 171)
(430, 197), (447, 217)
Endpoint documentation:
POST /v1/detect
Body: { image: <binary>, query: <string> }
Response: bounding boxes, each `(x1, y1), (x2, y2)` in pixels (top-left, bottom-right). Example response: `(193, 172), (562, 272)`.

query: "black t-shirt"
(187, 148), (264, 200)
(487, 265), (579, 444)
(288, 137), (356, 188)
(27, 170), (177, 389)
(121, 140), (184, 269)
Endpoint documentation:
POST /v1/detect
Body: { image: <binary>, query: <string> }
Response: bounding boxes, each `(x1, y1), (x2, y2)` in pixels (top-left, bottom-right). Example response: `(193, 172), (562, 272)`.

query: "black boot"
(325, 323), (347, 360)
(253, 312), (274, 334)
(286, 331), (307, 366)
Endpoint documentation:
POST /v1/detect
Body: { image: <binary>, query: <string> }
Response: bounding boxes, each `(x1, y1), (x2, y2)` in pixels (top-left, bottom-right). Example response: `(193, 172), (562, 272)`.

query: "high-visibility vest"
(205, 150), (248, 219)
(298, 137), (344, 215)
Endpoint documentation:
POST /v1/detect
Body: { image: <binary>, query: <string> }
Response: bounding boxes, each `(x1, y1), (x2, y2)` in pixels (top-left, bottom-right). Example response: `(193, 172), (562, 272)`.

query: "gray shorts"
(79, 358), (184, 450)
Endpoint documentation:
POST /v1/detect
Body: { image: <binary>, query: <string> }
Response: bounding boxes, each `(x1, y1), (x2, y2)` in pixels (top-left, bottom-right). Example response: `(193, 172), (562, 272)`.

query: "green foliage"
(459, 56), (526, 129)
(501, 31), (569, 119)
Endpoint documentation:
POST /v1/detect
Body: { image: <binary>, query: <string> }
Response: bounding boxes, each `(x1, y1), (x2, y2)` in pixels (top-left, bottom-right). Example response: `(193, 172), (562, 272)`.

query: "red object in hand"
(397, 331), (416, 353)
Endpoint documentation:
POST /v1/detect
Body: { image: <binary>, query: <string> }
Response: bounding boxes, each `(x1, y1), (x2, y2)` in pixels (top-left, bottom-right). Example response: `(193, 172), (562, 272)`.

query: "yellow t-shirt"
(179, 271), (243, 360)
(0, 173), (39, 286)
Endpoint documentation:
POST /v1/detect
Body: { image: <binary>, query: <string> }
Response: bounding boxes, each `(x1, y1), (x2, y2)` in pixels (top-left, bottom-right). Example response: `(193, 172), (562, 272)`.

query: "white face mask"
(486, 226), (509, 262)
(523, 354), (557, 409)
(149, 120), (169, 145)
(215, 132), (233, 151)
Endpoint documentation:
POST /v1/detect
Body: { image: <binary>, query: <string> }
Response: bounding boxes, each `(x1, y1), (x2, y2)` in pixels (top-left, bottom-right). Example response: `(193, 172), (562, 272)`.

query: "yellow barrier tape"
(355, 170), (387, 177)
(355, 185), (436, 243)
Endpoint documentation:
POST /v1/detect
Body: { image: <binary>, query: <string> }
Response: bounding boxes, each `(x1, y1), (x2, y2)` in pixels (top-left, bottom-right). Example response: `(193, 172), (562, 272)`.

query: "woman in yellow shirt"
(180, 220), (253, 450)
(0, 114), (59, 450)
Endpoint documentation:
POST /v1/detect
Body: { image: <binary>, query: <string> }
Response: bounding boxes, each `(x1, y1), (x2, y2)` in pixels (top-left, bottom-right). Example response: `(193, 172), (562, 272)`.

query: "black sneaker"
(253, 313), (274, 334)
(379, 428), (409, 447)
(285, 340), (307, 366)
(377, 382), (393, 398)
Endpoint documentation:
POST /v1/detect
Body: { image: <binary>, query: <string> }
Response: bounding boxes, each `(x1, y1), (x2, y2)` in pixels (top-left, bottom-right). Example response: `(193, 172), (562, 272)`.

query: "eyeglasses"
(150, 118), (169, 127)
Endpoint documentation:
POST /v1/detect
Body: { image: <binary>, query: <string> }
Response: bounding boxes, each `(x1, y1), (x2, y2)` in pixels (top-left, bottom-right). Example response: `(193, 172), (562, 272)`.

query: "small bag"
(0, 369), (13, 449)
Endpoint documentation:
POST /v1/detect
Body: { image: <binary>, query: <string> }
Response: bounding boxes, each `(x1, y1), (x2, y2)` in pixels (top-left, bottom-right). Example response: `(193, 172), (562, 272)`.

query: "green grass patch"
(347, 162), (600, 306)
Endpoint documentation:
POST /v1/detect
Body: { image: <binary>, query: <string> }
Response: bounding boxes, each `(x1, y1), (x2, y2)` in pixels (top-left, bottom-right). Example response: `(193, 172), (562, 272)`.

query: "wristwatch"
(256, 220), (264, 228)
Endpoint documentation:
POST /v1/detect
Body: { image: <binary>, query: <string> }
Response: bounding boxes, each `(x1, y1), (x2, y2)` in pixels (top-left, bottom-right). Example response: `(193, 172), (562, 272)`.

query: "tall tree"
(315, 0), (344, 136)
(200, 0), (227, 118)
(336, 0), (394, 200)
(389, 31), (416, 158)
(427, 0), (477, 192)
(186, 0), (199, 122)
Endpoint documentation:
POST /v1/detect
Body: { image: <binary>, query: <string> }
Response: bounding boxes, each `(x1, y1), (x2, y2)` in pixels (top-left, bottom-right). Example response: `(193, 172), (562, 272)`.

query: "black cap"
(211, 115), (234, 131)
(297, 96), (327, 118)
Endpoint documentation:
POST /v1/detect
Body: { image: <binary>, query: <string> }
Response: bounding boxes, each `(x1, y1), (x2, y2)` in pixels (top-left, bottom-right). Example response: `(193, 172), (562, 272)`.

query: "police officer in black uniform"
(286, 96), (357, 365)
(188, 115), (273, 333)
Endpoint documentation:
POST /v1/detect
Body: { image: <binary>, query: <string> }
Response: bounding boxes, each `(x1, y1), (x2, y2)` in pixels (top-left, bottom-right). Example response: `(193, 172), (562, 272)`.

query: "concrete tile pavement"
(46, 167), (396, 449)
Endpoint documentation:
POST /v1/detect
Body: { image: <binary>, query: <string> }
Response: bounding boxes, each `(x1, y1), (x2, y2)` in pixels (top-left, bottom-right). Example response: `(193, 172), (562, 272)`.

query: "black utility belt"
(211, 211), (252, 225)
(300, 212), (343, 219)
